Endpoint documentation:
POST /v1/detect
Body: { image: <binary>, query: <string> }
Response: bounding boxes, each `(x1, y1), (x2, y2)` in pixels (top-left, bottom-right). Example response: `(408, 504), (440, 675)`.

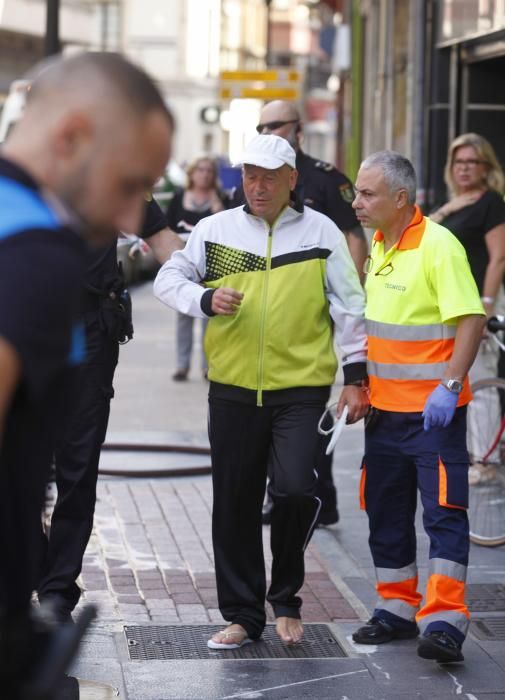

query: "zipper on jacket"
(256, 224), (274, 406)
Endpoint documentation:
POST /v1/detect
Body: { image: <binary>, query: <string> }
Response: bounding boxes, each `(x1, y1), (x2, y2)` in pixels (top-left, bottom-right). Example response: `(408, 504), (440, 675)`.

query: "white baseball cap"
(238, 134), (296, 170)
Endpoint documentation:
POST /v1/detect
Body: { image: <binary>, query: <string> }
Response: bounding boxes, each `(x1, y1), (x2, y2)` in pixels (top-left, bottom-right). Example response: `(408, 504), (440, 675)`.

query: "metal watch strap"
(441, 378), (463, 394)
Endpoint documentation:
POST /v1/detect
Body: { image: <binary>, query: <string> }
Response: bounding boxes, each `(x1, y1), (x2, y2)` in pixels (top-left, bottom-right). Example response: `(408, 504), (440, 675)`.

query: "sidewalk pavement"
(68, 282), (505, 699)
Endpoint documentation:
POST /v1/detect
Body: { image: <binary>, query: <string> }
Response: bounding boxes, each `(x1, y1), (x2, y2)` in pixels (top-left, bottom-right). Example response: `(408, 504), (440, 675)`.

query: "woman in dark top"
(166, 156), (224, 380)
(431, 133), (505, 309)
(431, 133), (505, 468)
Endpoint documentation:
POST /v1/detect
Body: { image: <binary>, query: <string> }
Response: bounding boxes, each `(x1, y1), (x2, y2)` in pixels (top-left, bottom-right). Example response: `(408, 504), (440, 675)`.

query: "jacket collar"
(0, 156), (84, 234)
(0, 156), (40, 191)
(373, 205), (426, 250)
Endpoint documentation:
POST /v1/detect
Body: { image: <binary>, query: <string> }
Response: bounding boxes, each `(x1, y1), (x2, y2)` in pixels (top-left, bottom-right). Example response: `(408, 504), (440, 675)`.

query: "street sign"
(220, 70), (301, 82)
(219, 69), (302, 102)
(220, 86), (300, 100)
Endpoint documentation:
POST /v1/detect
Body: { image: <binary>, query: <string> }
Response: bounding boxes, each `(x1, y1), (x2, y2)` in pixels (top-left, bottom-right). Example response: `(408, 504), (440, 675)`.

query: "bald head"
(261, 100), (300, 123)
(3, 52), (173, 246)
(257, 100), (302, 150)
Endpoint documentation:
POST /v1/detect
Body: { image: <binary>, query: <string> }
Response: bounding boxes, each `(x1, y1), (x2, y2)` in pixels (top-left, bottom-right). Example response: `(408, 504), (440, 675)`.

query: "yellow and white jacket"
(154, 201), (367, 405)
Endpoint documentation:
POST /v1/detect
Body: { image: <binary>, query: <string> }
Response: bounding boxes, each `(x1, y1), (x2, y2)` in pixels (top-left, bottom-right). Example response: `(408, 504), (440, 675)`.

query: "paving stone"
(176, 604), (208, 616)
(137, 569), (164, 579)
(137, 579), (167, 590)
(110, 585), (140, 595)
(81, 566), (104, 574)
(167, 582), (197, 593)
(117, 604), (147, 615)
(82, 579), (108, 591)
(172, 592), (203, 604)
(117, 594), (145, 604)
(140, 589), (170, 600)
(193, 574), (216, 586)
(108, 574), (136, 584)
(145, 598), (176, 610)
(163, 570), (193, 580)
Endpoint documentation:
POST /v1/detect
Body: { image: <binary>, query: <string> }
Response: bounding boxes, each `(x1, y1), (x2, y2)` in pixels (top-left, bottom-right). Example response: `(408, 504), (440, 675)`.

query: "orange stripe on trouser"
(368, 376), (472, 412)
(416, 574), (470, 624)
(359, 465), (366, 510)
(376, 578), (423, 610)
(439, 458), (466, 509)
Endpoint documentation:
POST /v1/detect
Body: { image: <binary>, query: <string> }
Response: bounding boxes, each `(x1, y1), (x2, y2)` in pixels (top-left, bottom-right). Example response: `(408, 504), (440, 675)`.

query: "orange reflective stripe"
(439, 458), (466, 510)
(369, 376), (472, 412)
(359, 464), (366, 510)
(376, 578), (423, 608)
(416, 574), (470, 621)
(368, 336), (455, 364)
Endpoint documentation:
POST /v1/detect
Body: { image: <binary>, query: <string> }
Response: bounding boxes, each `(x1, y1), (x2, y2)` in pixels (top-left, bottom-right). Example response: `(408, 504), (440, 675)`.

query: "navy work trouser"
(361, 407), (470, 643)
(209, 396), (323, 639)
(38, 313), (119, 612)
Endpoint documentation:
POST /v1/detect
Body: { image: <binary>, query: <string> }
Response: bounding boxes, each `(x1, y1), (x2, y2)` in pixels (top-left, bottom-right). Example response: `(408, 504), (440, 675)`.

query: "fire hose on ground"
(98, 441), (212, 478)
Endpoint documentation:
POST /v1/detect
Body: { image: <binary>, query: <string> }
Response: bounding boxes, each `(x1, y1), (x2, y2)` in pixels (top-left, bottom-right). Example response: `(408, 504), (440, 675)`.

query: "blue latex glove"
(422, 384), (459, 431)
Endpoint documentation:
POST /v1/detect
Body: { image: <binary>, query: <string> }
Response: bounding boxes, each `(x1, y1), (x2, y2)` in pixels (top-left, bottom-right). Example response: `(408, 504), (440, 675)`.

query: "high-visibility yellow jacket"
(365, 206), (485, 412)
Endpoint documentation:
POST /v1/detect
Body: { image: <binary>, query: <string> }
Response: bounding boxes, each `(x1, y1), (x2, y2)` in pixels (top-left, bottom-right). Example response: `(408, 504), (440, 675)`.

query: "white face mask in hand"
(317, 404), (349, 455)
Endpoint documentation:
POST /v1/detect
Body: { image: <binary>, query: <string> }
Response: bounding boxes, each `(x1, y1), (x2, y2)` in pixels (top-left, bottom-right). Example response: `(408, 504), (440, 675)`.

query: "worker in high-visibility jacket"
(351, 150), (486, 663)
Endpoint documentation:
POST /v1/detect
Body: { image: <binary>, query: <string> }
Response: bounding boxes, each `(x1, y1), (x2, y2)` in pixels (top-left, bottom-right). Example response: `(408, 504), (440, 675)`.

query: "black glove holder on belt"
(86, 264), (133, 344)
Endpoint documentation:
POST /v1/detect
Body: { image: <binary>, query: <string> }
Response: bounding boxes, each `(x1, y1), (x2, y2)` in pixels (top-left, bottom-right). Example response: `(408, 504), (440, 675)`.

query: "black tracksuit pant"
(209, 394), (324, 640)
(267, 412), (337, 513)
(38, 313), (119, 612)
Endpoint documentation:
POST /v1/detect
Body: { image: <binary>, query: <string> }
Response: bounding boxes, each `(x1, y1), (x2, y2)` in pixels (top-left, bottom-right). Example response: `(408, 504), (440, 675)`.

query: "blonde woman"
(166, 156), (224, 380)
(431, 133), (505, 465)
(431, 133), (505, 315)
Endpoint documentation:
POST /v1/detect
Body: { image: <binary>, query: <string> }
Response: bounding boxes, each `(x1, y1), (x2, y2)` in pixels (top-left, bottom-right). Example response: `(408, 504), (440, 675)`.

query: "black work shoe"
(352, 617), (419, 645)
(317, 507), (339, 527)
(417, 631), (464, 662)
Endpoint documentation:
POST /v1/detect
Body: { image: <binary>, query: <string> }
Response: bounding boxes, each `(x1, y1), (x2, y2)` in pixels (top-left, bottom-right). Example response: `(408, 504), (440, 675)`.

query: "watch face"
(446, 379), (463, 393)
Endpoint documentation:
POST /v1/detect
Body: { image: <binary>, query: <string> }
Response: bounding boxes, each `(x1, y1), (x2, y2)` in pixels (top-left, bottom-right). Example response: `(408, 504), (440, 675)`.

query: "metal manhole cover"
(124, 624), (346, 660)
(470, 616), (505, 640)
(466, 584), (505, 612)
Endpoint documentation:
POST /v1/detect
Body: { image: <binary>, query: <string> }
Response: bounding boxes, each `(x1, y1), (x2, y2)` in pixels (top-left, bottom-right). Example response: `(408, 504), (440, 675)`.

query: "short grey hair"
(360, 150), (417, 204)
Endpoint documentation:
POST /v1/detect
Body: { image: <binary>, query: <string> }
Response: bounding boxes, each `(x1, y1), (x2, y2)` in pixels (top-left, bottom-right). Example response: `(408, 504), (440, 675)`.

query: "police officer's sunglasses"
(255, 119), (299, 134)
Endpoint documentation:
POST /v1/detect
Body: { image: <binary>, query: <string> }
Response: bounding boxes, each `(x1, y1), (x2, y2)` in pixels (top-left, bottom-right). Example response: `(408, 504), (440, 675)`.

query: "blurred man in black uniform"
(0, 52), (173, 697)
(37, 197), (181, 623)
(229, 100), (368, 525)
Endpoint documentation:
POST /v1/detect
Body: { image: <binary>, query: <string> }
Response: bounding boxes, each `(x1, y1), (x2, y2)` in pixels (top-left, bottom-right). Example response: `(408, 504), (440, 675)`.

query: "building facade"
(0, 0), (95, 96)
(341, 0), (505, 207)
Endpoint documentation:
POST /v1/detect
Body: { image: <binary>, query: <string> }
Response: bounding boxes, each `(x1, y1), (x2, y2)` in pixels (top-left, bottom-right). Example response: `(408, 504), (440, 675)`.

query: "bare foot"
(275, 616), (303, 644)
(208, 623), (249, 648)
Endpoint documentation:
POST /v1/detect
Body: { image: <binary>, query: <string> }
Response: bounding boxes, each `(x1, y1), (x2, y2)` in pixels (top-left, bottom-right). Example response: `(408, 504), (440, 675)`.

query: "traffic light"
(200, 106), (220, 124)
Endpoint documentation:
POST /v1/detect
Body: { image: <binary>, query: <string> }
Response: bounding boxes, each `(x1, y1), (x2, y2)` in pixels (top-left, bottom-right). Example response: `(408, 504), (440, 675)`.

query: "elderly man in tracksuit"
(154, 134), (368, 649)
(352, 150), (485, 663)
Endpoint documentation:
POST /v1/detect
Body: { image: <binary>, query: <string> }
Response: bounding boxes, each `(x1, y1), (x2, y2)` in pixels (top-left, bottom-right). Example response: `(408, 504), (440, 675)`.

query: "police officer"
(230, 100), (368, 525)
(0, 52), (173, 696)
(37, 196), (182, 623)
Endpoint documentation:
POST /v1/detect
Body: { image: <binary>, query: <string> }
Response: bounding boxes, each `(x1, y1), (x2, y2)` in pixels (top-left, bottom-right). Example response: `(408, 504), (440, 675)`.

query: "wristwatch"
(441, 378), (464, 394)
(347, 378), (369, 389)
